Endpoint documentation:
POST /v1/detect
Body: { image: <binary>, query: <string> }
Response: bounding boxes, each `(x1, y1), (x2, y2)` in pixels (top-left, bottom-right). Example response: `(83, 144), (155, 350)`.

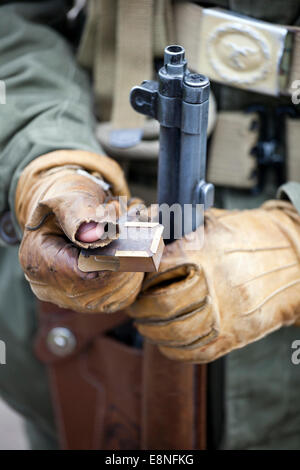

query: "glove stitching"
(134, 298), (208, 325)
(155, 326), (218, 350)
(232, 261), (299, 288)
(225, 245), (290, 254)
(25, 212), (52, 231)
(140, 275), (200, 297)
(240, 278), (300, 317)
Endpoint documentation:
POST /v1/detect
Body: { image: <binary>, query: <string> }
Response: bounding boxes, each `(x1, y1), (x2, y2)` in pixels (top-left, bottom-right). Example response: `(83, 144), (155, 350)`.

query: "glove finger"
(74, 272), (144, 313)
(127, 263), (207, 320)
(76, 221), (107, 242)
(20, 225), (144, 313)
(27, 172), (120, 249)
(29, 270), (143, 314)
(20, 223), (97, 283)
(134, 295), (219, 347)
(158, 334), (232, 364)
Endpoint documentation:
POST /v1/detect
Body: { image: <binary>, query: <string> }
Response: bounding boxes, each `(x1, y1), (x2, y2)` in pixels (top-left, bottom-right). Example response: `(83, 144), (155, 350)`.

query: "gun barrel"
(179, 73), (213, 217)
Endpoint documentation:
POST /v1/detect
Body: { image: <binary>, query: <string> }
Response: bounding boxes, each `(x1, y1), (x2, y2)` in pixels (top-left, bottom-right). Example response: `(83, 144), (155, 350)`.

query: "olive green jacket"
(0, 0), (102, 448)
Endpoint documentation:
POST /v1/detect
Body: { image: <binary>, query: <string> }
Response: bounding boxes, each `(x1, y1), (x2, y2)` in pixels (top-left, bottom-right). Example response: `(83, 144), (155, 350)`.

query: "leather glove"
(127, 200), (300, 362)
(16, 150), (144, 313)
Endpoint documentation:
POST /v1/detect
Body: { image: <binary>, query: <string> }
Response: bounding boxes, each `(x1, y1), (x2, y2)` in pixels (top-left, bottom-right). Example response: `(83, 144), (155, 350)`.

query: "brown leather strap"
(35, 302), (128, 363)
(35, 302), (132, 450)
(196, 361), (207, 450)
(141, 342), (206, 450)
(35, 302), (207, 449)
(48, 348), (105, 449)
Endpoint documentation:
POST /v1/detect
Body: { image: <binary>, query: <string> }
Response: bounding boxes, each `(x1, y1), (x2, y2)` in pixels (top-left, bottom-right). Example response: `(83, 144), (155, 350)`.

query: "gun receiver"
(131, 44), (214, 241)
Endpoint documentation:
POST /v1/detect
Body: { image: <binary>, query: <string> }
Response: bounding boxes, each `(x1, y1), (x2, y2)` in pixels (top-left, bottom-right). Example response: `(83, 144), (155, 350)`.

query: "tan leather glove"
(127, 200), (300, 362)
(16, 150), (144, 313)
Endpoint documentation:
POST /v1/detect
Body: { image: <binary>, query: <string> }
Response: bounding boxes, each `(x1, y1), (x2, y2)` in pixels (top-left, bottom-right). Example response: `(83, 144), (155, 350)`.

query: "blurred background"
(0, 398), (28, 450)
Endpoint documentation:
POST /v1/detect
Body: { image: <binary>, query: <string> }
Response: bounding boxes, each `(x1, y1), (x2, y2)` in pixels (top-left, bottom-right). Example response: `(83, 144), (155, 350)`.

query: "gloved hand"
(16, 150), (144, 313)
(127, 200), (300, 362)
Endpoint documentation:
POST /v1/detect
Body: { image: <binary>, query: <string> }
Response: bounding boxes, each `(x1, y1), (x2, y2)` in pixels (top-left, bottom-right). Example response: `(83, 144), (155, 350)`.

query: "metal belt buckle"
(198, 8), (291, 96)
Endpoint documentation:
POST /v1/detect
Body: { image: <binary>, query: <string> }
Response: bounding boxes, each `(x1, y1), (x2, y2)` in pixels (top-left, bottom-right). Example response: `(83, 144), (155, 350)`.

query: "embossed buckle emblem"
(198, 8), (289, 95)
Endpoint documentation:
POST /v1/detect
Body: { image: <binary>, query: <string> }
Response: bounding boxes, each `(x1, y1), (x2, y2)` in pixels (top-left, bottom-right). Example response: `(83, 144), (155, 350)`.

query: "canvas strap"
(208, 112), (300, 191)
(78, 0), (174, 129)
(207, 111), (259, 190)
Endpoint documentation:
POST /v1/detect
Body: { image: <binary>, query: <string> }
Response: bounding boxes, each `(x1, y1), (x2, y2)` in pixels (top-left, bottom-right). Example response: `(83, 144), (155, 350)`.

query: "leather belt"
(174, 2), (300, 97)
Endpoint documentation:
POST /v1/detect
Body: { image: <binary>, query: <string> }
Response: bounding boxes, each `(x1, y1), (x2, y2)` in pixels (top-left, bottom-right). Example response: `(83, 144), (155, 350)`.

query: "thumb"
(38, 173), (120, 249)
(76, 221), (107, 243)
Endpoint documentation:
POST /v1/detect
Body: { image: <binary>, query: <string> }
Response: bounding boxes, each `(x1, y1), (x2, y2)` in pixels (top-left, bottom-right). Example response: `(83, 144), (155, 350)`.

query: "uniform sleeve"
(0, 3), (102, 242)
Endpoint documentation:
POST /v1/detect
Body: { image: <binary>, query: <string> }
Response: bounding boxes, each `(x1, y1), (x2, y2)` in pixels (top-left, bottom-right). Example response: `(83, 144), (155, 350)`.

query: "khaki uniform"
(0, 0), (300, 449)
